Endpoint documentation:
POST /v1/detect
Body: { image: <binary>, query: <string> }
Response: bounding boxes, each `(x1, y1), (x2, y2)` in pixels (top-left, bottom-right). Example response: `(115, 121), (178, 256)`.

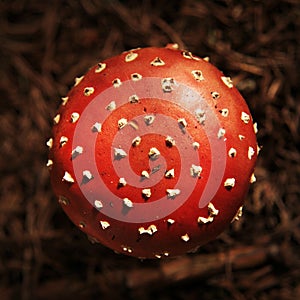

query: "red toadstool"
(47, 44), (258, 259)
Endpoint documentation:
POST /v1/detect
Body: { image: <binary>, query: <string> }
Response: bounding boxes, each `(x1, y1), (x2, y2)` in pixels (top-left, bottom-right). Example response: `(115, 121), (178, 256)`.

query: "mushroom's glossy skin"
(48, 45), (258, 258)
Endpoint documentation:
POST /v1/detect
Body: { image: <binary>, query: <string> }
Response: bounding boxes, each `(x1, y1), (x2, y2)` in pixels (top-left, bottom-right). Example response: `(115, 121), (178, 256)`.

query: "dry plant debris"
(0, 0), (299, 299)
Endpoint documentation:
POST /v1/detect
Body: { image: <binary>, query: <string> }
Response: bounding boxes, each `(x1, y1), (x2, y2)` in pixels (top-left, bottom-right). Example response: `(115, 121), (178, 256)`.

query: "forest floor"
(0, 1), (299, 299)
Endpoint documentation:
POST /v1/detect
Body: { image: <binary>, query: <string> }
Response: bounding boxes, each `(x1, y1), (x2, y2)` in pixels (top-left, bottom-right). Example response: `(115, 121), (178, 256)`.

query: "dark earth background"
(0, 0), (299, 299)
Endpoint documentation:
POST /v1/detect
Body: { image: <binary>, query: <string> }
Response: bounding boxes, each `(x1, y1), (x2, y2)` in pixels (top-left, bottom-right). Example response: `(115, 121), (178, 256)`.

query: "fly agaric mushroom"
(47, 44), (258, 259)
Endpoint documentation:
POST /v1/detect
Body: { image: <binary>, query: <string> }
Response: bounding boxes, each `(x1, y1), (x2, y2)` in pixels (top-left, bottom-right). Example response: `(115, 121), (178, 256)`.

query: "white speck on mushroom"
(78, 221), (86, 229)
(131, 73), (142, 81)
(168, 43), (179, 49)
(150, 57), (165, 66)
(155, 254), (162, 259)
(198, 216), (214, 224)
(84, 87), (94, 96)
(248, 146), (255, 160)
(232, 206), (243, 222)
(253, 122), (258, 134)
(221, 76), (233, 88)
(74, 76), (84, 86)
(72, 146), (83, 159)
(220, 109), (229, 117)
(211, 91), (220, 99)
(94, 200), (103, 209)
(250, 173), (256, 183)
(58, 195), (69, 206)
(123, 198), (133, 208)
(141, 170), (150, 179)
(224, 178), (235, 189)
(129, 94), (139, 103)
(112, 78), (122, 88)
(238, 134), (245, 140)
(122, 246), (133, 253)
(70, 112), (80, 123)
(195, 109), (206, 124)
(91, 122), (102, 133)
(217, 128), (226, 139)
(208, 202), (219, 217)
(118, 118), (128, 129)
(193, 55), (202, 62)
(165, 169), (175, 178)
(161, 78), (176, 92)
(181, 233), (190, 242)
(167, 218), (175, 225)
(178, 118), (187, 129)
(125, 52), (138, 62)
(191, 70), (204, 81)
(144, 115), (155, 125)
(257, 144), (262, 155)
(241, 112), (251, 124)
(62, 171), (74, 183)
(166, 189), (181, 199)
(83, 170), (93, 182)
(46, 138), (53, 148)
(148, 147), (160, 160)
(61, 96), (69, 105)
(53, 114), (60, 124)
(46, 159), (53, 168)
(114, 148), (127, 160)
(100, 221), (110, 230)
(132, 136), (141, 147)
(203, 56), (210, 62)
(142, 188), (152, 199)
(228, 148), (237, 157)
(95, 62), (106, 73)
(182, 51), (193, 59)
(198, 202), (219, 224)
(106, 100), (116, 111)
(118, 177), (127, 187)
(192, 141), (200, 150)
(190, 164), (202, 178)
(138, 224), (157, 235)
(59, 136), (68, 147)
(165, 136), (175, 147)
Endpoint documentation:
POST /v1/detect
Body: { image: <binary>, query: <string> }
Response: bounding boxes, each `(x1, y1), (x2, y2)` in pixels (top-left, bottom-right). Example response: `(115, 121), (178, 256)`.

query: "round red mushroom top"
(47, 45), (258, 258)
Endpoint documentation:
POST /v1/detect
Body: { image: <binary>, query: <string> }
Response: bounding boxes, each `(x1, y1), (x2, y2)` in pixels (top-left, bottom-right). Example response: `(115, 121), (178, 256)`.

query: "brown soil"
(0, 1), (299, 299)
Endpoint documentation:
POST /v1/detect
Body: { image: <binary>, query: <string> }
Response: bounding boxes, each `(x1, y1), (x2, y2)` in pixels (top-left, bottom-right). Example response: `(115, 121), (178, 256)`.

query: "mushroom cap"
(48, 45), (258, 258)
